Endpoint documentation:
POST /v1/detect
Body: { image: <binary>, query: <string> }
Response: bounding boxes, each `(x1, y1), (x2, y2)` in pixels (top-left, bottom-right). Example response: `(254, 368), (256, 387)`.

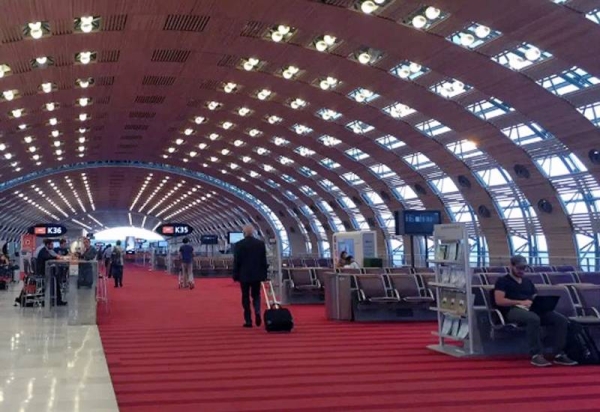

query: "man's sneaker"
(554, 353), (578, 366)
(531, 354), (552, 367)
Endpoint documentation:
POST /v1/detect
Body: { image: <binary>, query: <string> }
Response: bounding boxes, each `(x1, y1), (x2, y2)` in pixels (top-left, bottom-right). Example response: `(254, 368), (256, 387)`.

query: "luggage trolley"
(177, 267), (195, 290)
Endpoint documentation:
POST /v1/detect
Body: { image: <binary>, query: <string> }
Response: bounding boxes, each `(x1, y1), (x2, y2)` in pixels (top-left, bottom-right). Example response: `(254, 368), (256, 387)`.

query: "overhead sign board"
(156, 223), (194, 237)
(27, 224), (68, 237)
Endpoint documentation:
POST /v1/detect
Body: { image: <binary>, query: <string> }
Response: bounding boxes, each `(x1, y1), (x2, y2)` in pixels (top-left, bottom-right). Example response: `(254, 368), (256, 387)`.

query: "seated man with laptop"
(494, 255), (577, 367)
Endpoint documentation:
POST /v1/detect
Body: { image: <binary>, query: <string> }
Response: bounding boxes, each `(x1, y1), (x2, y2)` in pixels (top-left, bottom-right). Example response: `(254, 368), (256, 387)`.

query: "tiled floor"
(0, 282), (119, 411)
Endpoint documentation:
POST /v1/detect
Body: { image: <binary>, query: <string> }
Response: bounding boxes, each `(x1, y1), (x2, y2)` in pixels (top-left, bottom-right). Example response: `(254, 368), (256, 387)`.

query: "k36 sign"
(27, 224), (68, 237)
(155, 223), (194, 237)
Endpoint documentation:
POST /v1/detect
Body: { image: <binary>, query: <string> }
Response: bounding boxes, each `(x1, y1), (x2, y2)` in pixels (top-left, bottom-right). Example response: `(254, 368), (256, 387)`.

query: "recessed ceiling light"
(49, 118), (57, 125)
(2, 90), (14, 101)
(46, 102), (55, 111)
(175, 138), (184, 145)
(184, 128), (193, 136)
(24, 136), (33, 144)
(194, 116), (205, 124)
(28, 22), (44, 39)
(79, 97), (89, 106)
(79, 16), (94, 33)
(79, 113), (88, 121)
(78, 51), (93, 64)
(12, 109), (23, 118)
(41, 82), (52, 93)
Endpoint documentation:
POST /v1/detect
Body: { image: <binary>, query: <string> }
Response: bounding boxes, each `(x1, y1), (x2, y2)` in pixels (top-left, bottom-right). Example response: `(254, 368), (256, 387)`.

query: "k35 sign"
(155, 223), (194, 237)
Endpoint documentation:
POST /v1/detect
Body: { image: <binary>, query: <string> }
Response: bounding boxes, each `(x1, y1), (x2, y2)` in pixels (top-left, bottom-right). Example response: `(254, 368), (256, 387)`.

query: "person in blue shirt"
(179, 238), (195, 289)
(494, 255), (577, 367)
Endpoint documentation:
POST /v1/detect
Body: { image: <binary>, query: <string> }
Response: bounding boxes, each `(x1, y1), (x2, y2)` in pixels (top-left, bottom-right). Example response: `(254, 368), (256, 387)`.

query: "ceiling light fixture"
(78, 51), (92, 64)
(194, 116), (205, 124)
(79, 16), (94, 33)
(2, 90), (14, 101)
(315, 34), (337, 52)
(28, 22), (44, 39)
(271, 24), (291, 42)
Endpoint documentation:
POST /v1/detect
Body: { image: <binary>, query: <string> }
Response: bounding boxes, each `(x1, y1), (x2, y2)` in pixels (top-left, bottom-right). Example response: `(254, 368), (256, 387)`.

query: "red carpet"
(98, 266), (600, 412)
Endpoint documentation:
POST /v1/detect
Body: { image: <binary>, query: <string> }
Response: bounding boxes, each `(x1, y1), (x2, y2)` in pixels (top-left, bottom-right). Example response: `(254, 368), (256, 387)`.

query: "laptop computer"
(528, 295), (560, 315)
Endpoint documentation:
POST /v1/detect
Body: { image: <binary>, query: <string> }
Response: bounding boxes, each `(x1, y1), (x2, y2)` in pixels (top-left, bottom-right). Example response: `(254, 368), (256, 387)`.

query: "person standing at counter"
(77, 238), (97, 289)
(54, 239), (69, 256)
(111, 240), (124, 288)
(37, 239), (67, 305)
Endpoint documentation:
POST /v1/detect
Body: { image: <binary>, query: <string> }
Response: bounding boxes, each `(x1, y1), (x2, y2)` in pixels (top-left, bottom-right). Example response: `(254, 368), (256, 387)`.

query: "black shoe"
(554, 353), (578, 366)
(243, 323), (252, 328)
(255, 316), (262, 327)
(531, 354), (552, 367)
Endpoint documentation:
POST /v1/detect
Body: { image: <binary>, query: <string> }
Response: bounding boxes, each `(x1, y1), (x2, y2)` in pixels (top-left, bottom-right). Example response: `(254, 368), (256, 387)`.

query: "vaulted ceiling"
(0, 0), (599, 261)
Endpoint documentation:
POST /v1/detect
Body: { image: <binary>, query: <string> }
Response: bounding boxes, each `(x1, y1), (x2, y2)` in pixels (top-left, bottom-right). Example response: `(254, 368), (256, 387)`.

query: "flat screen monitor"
(395, 210), (442, 236)
(125, 236), (136, 252)
(52, 241), (61, 249)
(201, 234), (219, 245)
(158, 241), (168, 247)
(228, 231), (244, 245)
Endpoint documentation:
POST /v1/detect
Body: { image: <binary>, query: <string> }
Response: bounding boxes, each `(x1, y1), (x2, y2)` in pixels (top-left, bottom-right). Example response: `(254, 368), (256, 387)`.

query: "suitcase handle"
(262, 280), (280, 309)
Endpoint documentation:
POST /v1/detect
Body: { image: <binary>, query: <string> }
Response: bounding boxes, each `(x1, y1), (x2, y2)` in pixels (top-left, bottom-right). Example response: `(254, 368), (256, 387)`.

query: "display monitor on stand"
(200, 234), (219, 255)
(394, 210), (442, 268)
(227, 231), (244, 254)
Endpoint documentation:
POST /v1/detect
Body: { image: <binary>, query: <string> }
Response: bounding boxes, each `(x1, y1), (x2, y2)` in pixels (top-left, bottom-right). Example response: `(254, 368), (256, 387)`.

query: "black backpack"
(565, 321), (600, 365)
(111, 247), (122, 265)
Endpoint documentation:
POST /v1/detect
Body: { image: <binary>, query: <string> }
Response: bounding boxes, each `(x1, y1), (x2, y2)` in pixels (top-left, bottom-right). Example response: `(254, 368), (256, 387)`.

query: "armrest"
(489, 308), (507, 327)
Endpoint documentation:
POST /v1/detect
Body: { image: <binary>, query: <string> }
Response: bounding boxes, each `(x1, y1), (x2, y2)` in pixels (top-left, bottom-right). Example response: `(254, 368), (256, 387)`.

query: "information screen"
(395, 210), (441, 236)
(201, 234), (219, 245)
(227, 232), (244, 244)
(156, 223), (193, 237)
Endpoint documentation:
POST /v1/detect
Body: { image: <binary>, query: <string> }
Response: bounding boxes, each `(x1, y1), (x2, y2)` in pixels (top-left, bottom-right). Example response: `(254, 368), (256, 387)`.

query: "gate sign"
(27, 224), (68, 237)
(156, 223), (193, 237)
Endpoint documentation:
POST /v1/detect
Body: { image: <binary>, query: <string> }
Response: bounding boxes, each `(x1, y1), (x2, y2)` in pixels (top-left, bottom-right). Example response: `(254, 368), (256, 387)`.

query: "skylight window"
(318, 179), (341, 192)
(284, 190), (298, 200)
(390, 60), (429, 80)
(272, 136), (289, 146)
(431, 79), (471, 99)
(341, 172), (365, 186)
(492, 43), (552, 71)
(281, 174), (296, 183)
(404, 152), (435, 170)
(537, 66), (600, 96)
(299, 166), (317, 177)
(383, 102), (416, 119)
(300, 185), (317, 196)
(370, 163), (396, 179)
(375, 135), (405, 150)
(317, 108), (342, 121)
(578, 102), (600, 127)
(448, 23), (501, 48)
(266, 179), (280, 188)
(586, 8), (600, 24)
(291, 124), (313, 135)
(348, 88), (379, 103)
(346, 120), (375, 135)
(320, 158), (341, 170)
(318, 135), (341, 147)
(415, 119), (452, 137)
(295, 146), (315, 157)
(345, 147), (370, 161)
(501, 122), (553, 146)
(446, 140), (484, 160)
(404, 6), (449, 30)
(466, 98), (514, 120)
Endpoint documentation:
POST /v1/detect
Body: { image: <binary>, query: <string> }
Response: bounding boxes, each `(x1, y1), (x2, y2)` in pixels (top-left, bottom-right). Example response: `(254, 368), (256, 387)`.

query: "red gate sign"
(162, 226), (174, 234)
(34, 227), (47, 235)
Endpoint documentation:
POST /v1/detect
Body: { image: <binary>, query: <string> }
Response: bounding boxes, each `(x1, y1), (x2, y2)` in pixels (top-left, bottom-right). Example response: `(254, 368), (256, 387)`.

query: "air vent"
(99, 50), (121, 63)
(216, 54), (238, 68)
(129, 111), (156, 119)
(514, 164), (530, 179)
(315, 0), (354, 6)
(164, 15), (210, 32)
(1, 26), (24, 43)
(538, 199), (553, 214)
(414, 184), (427, 195)
(151, 49), (191, 63)
(198, 79), (220, 90)
(120, 135), (143, 141)
(142, 75), (176, 86)
(102, 15), (128, 31)
(289, 226), (296, 234)
(52, 19), (73, 36)
(124, 124), (149, 131)
(22, 89), (37, 97)
(135, 95), (166, 104)
(11, 61), (31, 74)
(240, 21), (269, 38)
(54, 55), (73, 67)
(478, 205), (491, 218)
(96, 96), (111, 104)
(457, 175), (471, 188)
(96, 76), (115, 86)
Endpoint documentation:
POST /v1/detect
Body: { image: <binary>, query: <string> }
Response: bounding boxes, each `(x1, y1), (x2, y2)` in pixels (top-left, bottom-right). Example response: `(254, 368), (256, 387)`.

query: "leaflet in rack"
(435, 241), (462, 262)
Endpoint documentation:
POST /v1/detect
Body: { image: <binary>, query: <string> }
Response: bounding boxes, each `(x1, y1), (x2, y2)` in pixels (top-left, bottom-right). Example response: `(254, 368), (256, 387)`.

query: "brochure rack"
(427, 223), (474, 357)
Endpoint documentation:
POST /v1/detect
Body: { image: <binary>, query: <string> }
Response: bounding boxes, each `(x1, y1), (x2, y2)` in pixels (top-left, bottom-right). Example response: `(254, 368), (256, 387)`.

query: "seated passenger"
(344, 255), (360, 269)
(336, 251), (348, 269)
(493, 255), (577, 367)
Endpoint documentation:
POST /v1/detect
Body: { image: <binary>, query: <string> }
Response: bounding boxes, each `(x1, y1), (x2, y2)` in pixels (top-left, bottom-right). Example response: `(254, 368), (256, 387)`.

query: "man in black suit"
(233, 225), (268, 328)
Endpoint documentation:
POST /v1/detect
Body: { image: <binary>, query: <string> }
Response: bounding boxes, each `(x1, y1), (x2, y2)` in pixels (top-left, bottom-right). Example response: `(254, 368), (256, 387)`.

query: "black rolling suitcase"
(262, 281), (294, 332)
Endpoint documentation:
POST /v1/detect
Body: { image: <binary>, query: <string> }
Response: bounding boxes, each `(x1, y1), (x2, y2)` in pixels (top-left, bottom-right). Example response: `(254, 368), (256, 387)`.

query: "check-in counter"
(324, 272), (352, 321)
(44, 260), (98, 325)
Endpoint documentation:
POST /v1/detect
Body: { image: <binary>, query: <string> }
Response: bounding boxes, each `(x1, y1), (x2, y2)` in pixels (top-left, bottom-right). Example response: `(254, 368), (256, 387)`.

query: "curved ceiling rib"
(0, 0), (598, 265)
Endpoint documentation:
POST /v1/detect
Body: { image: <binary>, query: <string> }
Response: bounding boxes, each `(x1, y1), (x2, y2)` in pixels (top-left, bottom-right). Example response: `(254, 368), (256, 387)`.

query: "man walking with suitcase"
(232, 225), (268, 328)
